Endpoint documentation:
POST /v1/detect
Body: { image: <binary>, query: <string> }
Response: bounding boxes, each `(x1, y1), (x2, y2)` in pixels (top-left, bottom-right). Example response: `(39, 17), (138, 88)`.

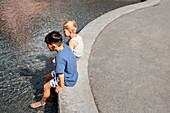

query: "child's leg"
(45, 72), (53, 82)
(43, 81), (51, 98)
(30, 82), (51, 108)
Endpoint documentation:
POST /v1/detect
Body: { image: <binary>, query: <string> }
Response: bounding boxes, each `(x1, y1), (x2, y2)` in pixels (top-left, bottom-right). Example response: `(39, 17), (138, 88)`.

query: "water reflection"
(0, 0), (49, 49)
(0, 0), (141, 112)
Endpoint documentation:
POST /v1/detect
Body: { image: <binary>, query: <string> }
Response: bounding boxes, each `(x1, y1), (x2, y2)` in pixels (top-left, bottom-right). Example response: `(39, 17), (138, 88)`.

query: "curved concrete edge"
(58, 0), (162, 113)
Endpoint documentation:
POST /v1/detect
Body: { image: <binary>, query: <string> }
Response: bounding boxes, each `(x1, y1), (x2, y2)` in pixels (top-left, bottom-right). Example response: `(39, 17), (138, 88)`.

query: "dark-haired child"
(30, 31), (78, 108)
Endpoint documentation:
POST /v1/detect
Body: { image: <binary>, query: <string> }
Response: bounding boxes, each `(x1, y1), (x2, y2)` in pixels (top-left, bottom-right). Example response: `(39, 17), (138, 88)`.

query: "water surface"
(0, 0), (141, 112)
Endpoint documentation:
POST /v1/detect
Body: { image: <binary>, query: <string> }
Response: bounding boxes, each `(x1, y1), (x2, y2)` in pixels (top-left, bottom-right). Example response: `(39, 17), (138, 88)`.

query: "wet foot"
(30, 101), (46, 108)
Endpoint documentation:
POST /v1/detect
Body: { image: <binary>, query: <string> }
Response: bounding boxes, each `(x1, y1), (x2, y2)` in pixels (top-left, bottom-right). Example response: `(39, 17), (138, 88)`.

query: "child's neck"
(70, 34), (77, 39)
(56, 44), (64, 52)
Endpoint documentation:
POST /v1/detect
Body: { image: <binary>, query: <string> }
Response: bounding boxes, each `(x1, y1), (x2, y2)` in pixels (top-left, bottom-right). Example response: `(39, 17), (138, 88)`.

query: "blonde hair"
(63, 20), (77, 33)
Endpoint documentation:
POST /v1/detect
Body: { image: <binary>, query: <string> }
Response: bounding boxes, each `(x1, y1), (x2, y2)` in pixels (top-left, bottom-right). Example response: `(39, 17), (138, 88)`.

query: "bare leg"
(30, 82), (51, 108)
(45, 73), (53, 82)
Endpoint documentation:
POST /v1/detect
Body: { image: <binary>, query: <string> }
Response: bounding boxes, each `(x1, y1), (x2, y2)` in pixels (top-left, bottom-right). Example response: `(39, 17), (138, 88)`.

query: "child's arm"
(55, 73), (64, 93)
(69, 40), (78, 52)
(52, 58), (55, 69)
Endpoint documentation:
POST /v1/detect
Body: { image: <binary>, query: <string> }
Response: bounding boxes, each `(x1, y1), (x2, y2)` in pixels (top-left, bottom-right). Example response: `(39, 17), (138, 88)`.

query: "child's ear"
(52, 43), (57, 48)
(70, 31), (74, 34)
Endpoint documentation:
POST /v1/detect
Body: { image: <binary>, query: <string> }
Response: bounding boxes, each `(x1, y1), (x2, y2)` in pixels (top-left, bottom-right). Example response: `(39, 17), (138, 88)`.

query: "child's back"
(69, 34), (83, 57)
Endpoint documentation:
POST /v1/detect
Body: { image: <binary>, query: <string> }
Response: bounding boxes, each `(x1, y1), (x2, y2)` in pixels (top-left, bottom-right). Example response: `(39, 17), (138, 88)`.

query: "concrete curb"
(58, 0), (162, 113)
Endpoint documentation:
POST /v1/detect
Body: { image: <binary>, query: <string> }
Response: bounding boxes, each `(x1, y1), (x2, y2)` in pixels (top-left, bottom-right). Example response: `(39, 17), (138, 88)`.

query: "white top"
(71, 34), (84, 57)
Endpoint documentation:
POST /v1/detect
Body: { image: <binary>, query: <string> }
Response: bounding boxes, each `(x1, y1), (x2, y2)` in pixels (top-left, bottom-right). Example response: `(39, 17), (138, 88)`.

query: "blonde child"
(63, 20), (84, 61)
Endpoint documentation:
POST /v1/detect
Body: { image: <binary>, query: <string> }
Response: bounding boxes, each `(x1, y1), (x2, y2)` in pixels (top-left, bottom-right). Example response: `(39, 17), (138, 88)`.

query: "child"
(52, 20), (84, 68)
(30, 31), (78, 108)
(63, 20), (84, 61)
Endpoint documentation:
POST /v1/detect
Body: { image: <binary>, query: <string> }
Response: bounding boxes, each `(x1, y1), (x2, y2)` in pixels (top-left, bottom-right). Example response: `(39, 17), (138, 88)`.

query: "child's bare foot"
(30, 101), (46, 108)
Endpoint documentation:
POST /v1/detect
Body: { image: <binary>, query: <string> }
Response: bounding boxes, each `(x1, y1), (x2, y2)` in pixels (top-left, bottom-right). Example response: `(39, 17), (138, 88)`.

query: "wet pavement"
(0, 0), (141, 112)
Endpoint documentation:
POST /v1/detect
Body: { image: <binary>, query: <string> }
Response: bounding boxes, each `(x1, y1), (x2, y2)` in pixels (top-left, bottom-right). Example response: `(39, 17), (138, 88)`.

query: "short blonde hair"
(63, 20), (77, 33)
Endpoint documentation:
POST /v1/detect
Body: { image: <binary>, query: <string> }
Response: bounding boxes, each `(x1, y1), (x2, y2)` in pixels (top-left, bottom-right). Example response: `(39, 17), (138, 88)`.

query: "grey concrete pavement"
(89, 0), (170, 113)
(58, 0), (167, 113)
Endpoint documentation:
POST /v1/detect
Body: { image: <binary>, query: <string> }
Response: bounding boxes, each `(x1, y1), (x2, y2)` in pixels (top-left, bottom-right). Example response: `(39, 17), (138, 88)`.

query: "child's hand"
(52, 58), (55, 69)
(55, 86), (63, 93)
(52, 58), (55, 64)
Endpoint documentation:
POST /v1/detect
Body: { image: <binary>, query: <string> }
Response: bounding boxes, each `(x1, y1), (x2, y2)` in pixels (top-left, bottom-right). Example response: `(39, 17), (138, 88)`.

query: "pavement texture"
(58, 0), (170, 113)
(89, 0), (170, 113)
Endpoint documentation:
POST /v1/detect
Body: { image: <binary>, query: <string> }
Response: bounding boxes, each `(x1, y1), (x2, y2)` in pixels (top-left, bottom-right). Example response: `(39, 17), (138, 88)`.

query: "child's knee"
(45, 73), (53, 82)
(44, 82), (51, 89)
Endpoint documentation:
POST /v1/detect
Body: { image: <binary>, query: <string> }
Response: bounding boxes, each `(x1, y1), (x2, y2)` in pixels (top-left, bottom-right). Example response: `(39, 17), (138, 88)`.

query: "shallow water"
(0, 0), (141, 112)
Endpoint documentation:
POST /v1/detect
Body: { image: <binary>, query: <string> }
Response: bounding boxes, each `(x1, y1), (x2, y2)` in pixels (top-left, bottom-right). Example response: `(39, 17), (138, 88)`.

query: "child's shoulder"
(56, 44), (71, 57)
(63, 43), (70, 49)
(75, 34), (82, 38)
(71, 34), (82, 40)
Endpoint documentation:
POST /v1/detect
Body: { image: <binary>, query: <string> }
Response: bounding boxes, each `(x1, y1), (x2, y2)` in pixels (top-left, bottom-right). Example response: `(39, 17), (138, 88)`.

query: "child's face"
(47, 44), (55, 51)
(63, 29), (71, 37)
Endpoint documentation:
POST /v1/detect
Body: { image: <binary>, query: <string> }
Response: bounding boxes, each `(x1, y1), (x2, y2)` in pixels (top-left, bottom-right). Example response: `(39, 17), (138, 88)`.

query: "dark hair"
(44, 31), (63, 47)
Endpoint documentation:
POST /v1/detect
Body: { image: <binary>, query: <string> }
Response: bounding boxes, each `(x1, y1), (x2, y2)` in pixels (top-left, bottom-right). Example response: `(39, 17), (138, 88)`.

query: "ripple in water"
(0, 0), (141, 112)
